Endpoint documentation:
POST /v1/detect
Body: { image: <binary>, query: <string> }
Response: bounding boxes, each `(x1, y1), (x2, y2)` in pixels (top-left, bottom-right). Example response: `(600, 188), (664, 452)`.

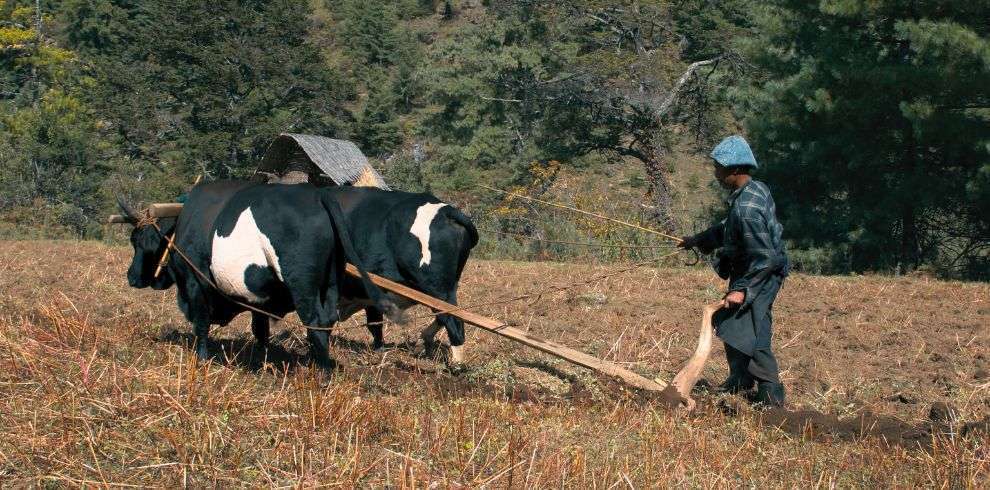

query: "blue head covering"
(710, 135), (758, 168)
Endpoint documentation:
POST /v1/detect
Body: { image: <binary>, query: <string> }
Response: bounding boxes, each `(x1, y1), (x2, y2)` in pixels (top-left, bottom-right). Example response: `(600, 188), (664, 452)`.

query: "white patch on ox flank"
(409, 202), (447, 267)
(211, 207), (283, 303)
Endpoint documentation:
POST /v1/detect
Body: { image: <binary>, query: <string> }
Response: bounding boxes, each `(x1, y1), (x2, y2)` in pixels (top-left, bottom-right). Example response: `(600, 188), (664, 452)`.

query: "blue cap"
(710, 135), (758, 169)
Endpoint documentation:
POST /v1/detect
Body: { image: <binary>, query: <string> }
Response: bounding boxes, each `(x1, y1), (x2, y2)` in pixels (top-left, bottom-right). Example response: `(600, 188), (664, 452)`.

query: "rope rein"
(363, 249), (683, 326)
(136, 212), (678, 333)
(478, 227), (676, 251)
(478, 184), (685, 244)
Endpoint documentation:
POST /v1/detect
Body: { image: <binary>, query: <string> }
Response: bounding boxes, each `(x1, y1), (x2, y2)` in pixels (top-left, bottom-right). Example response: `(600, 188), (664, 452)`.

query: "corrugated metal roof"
(257, 133), (390, 190)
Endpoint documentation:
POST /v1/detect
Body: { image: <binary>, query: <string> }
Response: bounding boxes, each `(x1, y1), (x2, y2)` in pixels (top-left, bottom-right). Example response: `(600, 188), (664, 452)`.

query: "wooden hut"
(255, 133), (390, 190)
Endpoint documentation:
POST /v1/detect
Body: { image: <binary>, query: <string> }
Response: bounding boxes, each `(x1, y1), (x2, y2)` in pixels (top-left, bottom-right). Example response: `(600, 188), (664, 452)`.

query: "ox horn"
(115, 193), (139, 224)
(662, 300), (724, 410)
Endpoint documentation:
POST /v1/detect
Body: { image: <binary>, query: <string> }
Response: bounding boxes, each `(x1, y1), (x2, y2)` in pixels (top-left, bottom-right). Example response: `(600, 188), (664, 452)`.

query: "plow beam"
(345, 264), (669, 392)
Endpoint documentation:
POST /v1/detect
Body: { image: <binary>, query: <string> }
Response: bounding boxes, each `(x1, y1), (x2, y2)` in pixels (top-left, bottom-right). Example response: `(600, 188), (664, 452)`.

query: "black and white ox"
(119, 181), (478, 366)
(325, 186), (478, 363)
(118, 181), (394, 370)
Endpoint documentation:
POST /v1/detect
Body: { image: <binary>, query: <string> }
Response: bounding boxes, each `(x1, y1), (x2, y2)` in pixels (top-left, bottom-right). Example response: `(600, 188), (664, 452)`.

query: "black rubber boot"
(718, 345), (755, 394)
(754, 381), (786, 407)
(718, 373), (755, 394)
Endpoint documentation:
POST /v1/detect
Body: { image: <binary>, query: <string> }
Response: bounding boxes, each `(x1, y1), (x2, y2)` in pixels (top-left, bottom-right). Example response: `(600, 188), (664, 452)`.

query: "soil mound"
(760, 408), (935, 449)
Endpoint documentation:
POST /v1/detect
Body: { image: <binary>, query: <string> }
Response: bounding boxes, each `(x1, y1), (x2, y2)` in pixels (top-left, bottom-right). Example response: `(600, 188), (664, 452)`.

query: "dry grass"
(0, 240), (987, 487)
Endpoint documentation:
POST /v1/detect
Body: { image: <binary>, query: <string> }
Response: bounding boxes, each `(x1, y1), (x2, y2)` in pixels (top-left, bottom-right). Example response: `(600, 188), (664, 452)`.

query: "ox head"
(116, 195), (176, 290)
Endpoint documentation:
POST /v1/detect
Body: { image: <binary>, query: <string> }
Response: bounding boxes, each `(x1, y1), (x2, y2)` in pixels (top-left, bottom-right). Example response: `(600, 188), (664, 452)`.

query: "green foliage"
(0, 1), (114, 237)
(355, 85), (403, 157)
(336, 0), (401, 69)
(417, 2), (679, 188)
(63, 0), (355, 179)
(2, 0), (985, 279)
(737, 0), (990, 279)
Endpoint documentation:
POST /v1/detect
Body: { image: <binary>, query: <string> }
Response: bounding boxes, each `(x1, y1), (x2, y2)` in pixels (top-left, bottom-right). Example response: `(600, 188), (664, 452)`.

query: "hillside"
(0, 240), (986, 486)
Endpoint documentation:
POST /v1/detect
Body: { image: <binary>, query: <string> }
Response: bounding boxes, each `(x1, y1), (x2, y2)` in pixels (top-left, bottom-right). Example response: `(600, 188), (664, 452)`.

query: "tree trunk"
(639, 142), (677, 233)
(900, 204), (919, 272)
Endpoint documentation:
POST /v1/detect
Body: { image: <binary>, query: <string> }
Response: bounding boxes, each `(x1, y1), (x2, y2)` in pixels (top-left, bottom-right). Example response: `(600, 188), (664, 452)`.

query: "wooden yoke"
(108, 203), (183, 223)
(149, 203), (183, 218)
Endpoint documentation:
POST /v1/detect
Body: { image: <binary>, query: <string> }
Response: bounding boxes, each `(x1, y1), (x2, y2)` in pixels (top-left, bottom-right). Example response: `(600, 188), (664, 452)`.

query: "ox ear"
(115, 194), (139, 224)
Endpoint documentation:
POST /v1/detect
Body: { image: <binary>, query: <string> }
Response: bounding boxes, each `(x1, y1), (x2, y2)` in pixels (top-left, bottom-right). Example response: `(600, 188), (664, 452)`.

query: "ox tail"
(319, 193), (401, 322)
(441, 206), (479, 249)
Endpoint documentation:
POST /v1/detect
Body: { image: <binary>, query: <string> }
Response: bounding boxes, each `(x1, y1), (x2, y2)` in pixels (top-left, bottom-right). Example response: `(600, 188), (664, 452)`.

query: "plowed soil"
(0, 240), (987, 486)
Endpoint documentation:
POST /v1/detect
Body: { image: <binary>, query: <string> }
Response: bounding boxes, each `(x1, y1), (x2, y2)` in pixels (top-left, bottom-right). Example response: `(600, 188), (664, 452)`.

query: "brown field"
(0, 240), (987, 487)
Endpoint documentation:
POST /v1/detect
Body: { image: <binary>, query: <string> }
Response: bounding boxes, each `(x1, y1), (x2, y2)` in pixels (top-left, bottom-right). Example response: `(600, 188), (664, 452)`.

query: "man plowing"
(679, 135), (789, 407)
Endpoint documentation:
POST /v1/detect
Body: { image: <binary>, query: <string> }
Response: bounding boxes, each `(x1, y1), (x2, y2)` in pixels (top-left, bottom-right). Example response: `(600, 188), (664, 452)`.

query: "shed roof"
(257, 133), (390, 190)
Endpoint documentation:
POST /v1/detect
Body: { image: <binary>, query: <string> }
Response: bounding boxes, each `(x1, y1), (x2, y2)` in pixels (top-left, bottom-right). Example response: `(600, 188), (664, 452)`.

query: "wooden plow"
(108, 134), (719, 408)
(345, 264), (719, 408)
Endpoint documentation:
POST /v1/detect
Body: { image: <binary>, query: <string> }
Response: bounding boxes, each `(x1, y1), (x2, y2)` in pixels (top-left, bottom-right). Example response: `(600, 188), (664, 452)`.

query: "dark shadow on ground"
(155, 328), (314, 372)
(154, 325), (449, 375)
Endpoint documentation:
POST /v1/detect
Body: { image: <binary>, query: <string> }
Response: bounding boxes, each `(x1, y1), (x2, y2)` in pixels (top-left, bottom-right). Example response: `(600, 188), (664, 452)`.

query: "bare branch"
(655, 56), (721, 119)
(481, 96), (522, 103)
(585, 13), (625, 36)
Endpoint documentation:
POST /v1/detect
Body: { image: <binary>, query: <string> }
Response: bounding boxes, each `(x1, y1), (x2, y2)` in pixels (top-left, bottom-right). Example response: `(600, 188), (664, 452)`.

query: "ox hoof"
(311, 361), (337, 380)
(421, 336), (440, 357)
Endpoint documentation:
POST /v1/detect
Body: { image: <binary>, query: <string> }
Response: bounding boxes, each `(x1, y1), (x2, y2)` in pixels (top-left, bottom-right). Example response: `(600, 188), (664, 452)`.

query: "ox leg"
(307, 328), (334, 372)
(299, 303), (337, 372)
(438, 313), (466, 365)
(282, 271), (337, 372)
(438, 291), (466, 365)
(420, 321), (442, 357)
(419, 290), (466, 365)
(192, 316), (211, 361)
(183, 282), (212, 361)
(251, 312), (270, 351)
(365, 307), (385, 351)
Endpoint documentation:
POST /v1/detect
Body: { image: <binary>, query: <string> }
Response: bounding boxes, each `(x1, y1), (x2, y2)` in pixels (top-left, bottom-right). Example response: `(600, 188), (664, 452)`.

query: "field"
(0, 240), (987, 487)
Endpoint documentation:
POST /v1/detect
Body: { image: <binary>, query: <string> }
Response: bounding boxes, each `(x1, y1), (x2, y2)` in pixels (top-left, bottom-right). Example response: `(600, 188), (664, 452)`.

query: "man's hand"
(677, 235), (697, 249)
(724, 290), (745, 307)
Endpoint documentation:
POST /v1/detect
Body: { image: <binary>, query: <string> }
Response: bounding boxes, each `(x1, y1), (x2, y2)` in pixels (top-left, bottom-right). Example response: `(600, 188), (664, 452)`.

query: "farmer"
(678, 135), (789, 407)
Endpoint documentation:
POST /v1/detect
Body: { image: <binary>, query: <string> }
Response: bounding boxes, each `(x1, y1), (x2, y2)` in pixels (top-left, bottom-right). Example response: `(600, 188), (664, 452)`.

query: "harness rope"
(362, 250), (682, 326)
(477, 227), (676, 251)
(478, 184), (685, 244)
(144, 217), (337, 332)
(137, 212), (681, 332)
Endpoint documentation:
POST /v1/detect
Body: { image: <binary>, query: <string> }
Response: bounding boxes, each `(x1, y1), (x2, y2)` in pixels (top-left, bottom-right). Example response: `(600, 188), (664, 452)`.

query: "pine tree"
(737, 1), (990, 277)
(0, 0), (109, 235)
(355, 85), (402, 157)
(62, 0), (355, 179)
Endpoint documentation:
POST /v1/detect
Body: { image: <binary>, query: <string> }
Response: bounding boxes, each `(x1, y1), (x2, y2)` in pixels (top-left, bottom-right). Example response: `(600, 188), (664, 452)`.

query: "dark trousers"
(725, 342), (780, 385)
(716, 274), (785, 385)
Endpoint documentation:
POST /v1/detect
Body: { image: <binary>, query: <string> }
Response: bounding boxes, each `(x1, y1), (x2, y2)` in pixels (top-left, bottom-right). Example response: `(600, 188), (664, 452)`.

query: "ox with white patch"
(119, 182), (393, 370)
(321, 187), (478, 364)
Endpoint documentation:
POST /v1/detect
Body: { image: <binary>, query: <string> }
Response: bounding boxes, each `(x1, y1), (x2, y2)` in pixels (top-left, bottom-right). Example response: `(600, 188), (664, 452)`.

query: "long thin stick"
(344, 264), (669, 392)
(153, 231), (175, 279)
(478, 184), (684, 244)
(479, 227), (675, 250)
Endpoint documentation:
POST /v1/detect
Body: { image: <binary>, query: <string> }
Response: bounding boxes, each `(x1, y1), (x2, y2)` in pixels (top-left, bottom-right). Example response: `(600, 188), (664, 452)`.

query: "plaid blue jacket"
(693, 179), (788, 306)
